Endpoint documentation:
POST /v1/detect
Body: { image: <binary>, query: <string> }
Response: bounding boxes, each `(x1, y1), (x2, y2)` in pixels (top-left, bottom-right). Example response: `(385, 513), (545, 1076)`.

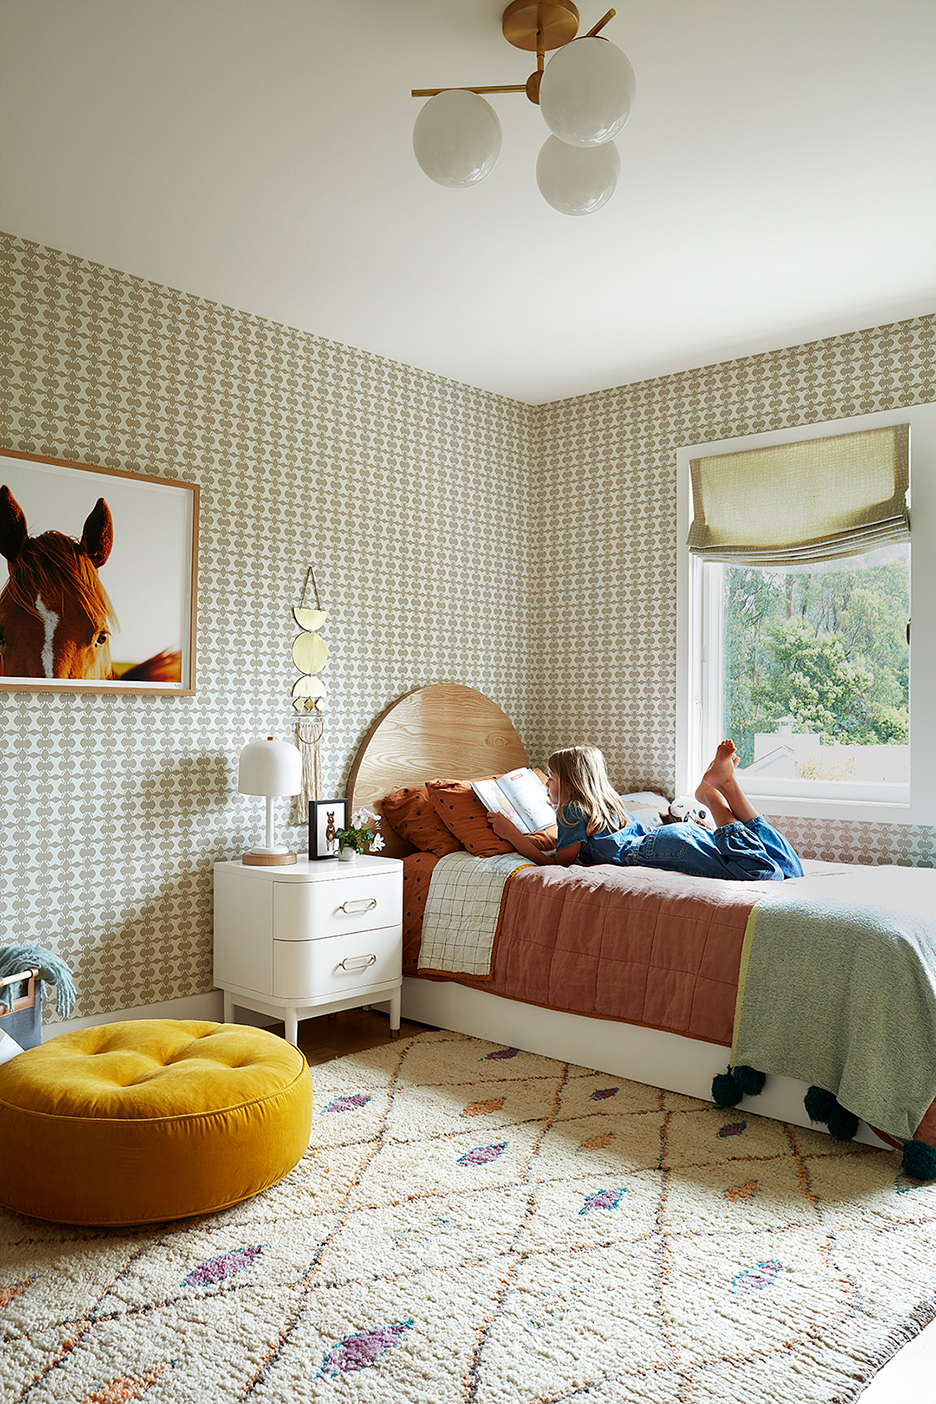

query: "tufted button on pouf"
(0, 1019), (312, 1226)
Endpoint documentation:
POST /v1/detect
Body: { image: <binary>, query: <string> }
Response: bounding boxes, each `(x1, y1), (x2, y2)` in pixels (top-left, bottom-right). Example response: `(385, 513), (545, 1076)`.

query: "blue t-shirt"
(556, 803), (647, 864)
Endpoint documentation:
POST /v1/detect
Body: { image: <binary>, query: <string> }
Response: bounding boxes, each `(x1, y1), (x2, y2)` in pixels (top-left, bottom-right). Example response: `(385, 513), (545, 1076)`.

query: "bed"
(348, 683), (936, 1169)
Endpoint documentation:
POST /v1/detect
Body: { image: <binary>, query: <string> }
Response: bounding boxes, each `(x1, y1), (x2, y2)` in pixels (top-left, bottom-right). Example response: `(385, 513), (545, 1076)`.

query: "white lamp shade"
(238, 738), (302, 797)
(413, 89), (502, 187)
(536, 135), (621, 215)
(539, 37), (636, 148)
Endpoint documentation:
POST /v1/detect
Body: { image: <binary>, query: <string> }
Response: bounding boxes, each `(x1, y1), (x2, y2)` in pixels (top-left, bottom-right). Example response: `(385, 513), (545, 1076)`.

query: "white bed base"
(401, 976), (890, 1151)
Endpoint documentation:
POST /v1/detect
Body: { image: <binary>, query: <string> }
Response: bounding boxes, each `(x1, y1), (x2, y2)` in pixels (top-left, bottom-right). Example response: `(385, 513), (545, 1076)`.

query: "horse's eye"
(95, 630), (109, 647)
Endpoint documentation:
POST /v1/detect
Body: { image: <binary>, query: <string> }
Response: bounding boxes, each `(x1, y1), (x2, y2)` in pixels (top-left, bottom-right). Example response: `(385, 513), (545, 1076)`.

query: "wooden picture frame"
(309, 798), (347, 860)
(0, 450), (198, 694)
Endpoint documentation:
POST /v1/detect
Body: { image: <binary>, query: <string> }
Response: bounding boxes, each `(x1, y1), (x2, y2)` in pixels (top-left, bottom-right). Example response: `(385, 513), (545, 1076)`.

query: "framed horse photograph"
(309, 798), (347, 860)
(0, 450), (198, 694)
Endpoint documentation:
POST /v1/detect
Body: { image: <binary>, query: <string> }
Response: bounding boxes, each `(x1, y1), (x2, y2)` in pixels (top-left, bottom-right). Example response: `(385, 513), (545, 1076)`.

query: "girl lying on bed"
(487, 741), (804, 882)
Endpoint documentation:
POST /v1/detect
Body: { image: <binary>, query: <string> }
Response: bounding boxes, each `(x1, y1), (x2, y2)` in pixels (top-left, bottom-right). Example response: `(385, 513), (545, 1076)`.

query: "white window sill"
(751, 793), (924, 826)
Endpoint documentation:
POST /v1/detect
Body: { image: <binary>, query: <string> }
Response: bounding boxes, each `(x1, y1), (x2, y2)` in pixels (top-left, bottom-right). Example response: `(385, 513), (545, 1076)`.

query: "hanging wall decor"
(291, 566), (328, 818)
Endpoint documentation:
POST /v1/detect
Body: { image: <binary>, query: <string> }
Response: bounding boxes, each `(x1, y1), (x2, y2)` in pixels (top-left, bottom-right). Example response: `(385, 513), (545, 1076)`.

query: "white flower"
(370, 833), (385, 852)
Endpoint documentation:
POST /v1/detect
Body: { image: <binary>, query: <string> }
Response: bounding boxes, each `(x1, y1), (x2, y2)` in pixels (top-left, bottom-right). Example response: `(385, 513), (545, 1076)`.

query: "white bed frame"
(352, 684), (890, 1152)
(400, 977), (889, 1148)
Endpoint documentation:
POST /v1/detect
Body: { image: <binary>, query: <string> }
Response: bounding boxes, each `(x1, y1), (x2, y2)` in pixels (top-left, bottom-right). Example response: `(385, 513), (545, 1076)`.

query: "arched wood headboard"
(347, 684), (530, 858)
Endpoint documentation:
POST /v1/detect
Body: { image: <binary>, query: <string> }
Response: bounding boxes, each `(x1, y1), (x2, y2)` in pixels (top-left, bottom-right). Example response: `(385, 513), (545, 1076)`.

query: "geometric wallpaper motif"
(0, 233), (538, 1021)
(529, 319), (936, 871)
(1, 231), (933, 1025)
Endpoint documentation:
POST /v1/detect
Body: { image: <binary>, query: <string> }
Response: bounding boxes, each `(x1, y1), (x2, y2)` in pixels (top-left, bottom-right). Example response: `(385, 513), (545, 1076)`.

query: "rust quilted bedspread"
(404, 854), (768, 1046)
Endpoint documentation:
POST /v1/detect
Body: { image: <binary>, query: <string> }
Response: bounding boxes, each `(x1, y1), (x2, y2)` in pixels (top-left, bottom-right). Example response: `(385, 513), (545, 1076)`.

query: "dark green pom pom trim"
(901, 1139), (936, 1181)
(803, 1086), (858, 1141)
(827, 1105), (860, 1141)
(804, 1085), (839, 1124)
(733, 1065), (766, 1097)
(711, 1070), (743, 1108)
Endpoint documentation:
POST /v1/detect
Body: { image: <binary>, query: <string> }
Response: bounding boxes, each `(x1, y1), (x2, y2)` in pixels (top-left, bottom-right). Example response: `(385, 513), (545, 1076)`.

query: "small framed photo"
(309, 798), (347, 860)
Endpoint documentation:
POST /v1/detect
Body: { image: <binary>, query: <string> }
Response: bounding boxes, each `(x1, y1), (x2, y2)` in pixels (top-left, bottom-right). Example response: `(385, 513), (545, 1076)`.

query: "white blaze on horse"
(0, 485), (181, 682)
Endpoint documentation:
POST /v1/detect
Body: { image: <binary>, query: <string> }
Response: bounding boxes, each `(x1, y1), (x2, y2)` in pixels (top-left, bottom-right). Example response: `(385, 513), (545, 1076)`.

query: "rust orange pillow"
(382, 786), (464, 857)
(425, 778), (557, 858)
(427, 778), (512, 856)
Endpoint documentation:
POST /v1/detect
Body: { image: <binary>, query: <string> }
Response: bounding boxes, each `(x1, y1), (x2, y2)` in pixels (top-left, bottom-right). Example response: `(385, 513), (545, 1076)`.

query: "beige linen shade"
(688, 424), (910, 565)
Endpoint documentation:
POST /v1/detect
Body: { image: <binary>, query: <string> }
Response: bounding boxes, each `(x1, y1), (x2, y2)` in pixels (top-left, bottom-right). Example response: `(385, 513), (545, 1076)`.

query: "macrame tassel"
(294, 713), (325, 822)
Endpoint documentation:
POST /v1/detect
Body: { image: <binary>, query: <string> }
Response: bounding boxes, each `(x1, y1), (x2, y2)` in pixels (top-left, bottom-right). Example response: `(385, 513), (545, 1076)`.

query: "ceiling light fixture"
(412, 2), (635, 216)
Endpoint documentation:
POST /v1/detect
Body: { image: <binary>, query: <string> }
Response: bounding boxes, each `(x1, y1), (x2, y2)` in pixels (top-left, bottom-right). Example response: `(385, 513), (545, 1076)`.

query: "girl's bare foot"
(701, 739), (739, 790)
(695, 740), (758, 827)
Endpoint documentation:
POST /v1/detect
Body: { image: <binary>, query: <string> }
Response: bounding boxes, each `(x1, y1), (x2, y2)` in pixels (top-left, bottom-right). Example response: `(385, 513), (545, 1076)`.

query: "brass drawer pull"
(338, 953), (378, 972)
(338, 898), (378, 915)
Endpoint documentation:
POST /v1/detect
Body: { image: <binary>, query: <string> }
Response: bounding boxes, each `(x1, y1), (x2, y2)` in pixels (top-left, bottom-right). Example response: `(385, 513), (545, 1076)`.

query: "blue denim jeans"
(585, 816), (803, 882)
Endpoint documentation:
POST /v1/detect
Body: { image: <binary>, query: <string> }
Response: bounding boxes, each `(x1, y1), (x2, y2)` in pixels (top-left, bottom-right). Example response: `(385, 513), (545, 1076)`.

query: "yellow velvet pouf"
(0, 1019), (313, 1226)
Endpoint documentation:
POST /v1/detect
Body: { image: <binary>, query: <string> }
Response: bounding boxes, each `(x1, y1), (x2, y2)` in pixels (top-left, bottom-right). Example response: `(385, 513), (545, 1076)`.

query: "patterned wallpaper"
(0, 234), (538, 1021)
(529, 319), (936, 867)
(1, 232), (934, 1023)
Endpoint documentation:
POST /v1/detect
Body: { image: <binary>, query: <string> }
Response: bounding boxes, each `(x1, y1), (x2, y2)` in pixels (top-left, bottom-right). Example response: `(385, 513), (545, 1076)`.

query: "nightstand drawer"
(274, 869), (401, 941)
(273, 924), (402, 1000)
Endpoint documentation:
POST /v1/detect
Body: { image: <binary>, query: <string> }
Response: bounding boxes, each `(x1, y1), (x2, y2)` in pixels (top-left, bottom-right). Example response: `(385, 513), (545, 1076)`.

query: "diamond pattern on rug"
(3, 1029), (936, 1403)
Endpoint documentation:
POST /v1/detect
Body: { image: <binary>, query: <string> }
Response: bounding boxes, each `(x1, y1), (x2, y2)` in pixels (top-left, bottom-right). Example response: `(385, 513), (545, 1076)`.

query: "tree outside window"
(721, 545), (909, 779)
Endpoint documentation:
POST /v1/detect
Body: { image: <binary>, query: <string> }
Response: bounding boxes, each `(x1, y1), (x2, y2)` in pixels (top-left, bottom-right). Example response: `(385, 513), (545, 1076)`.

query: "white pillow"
(619, 791), (670, 828)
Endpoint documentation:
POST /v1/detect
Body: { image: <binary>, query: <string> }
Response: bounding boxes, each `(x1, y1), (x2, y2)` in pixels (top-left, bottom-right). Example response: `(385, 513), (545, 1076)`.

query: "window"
(676, 404), (936, 826)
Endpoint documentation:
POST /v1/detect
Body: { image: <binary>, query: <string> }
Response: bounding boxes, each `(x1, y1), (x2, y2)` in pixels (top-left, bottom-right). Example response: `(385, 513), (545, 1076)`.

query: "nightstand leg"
(389, 988), (401, 1036)
(284, 1009), (299, 1045)
(223, 992), (235, 1024)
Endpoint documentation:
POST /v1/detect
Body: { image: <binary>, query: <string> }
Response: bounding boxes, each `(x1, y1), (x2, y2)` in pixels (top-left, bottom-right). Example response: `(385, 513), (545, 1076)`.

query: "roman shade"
(687, 424), (910, 565)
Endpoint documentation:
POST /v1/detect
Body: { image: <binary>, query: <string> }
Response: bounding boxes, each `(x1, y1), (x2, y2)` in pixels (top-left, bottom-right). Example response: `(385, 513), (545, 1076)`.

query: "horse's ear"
(0, 485), (28, 563)
(81, 498), (113, 567)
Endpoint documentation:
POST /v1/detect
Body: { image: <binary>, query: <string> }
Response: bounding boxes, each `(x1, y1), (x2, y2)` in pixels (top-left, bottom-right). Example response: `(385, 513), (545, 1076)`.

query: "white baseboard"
(43, 989), (278, 1039)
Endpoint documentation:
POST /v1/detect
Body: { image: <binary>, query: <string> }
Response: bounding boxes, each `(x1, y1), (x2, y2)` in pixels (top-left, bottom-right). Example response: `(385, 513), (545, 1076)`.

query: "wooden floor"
(270, 1006), (433, 1066)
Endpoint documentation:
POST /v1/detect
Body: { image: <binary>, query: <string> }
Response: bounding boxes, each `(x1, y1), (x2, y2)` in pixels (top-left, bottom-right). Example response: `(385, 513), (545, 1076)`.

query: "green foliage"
(723, 552), (909, 761)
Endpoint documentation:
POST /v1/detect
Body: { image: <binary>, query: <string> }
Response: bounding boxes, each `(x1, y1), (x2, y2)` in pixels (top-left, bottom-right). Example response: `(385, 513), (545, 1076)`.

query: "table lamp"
(238, 736), (303, 865)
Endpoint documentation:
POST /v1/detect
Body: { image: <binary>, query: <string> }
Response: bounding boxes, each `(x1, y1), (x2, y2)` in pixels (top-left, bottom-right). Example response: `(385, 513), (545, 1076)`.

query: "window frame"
(676, 403), (936, 828)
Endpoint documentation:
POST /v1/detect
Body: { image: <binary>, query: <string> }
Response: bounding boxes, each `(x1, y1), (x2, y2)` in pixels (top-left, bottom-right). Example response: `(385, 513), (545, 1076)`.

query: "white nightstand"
(213, 854), (404, 1044)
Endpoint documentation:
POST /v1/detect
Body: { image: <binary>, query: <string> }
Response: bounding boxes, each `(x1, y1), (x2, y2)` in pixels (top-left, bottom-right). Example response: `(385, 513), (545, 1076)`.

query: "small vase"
(338, 846), (357, 863)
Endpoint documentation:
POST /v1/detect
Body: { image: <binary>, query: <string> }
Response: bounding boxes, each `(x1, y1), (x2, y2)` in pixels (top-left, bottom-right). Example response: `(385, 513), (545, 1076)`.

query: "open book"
(472, 767), (555, 834)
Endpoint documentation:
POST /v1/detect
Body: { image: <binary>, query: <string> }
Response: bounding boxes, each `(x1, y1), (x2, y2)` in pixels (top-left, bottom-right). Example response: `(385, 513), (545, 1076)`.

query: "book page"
(497, 768), (555, 833)
(471, 778), (525, 830)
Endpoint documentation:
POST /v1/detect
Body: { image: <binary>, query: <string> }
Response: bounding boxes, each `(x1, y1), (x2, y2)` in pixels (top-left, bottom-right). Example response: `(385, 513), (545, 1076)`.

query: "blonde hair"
(547, 745), (633, 836)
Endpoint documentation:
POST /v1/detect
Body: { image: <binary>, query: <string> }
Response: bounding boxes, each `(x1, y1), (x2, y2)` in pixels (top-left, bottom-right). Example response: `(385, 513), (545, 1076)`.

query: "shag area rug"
(2, 1030), (936, 1403)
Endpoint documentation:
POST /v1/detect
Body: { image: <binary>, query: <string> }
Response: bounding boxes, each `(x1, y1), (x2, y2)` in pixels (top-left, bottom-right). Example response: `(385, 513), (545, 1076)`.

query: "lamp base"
(242, 851), (298, 866)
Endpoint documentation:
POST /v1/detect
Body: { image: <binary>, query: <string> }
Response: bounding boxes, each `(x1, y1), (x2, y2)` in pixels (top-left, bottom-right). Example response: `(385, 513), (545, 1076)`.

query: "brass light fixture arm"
(586, 9), (616, 37)
(412, 3), (615, 106)
(412, 84), (527, 97)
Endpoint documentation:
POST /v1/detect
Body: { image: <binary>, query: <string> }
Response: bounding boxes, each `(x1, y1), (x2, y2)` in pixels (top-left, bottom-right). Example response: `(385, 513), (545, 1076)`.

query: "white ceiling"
(1, 0), (934, 404)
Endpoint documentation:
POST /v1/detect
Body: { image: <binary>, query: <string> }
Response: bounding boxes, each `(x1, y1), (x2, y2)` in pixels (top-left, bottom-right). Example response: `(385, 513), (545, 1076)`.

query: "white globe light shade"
(536, 136), (621, 216)
(539, 37), (636, 148)
(413, 89), (502, 188)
